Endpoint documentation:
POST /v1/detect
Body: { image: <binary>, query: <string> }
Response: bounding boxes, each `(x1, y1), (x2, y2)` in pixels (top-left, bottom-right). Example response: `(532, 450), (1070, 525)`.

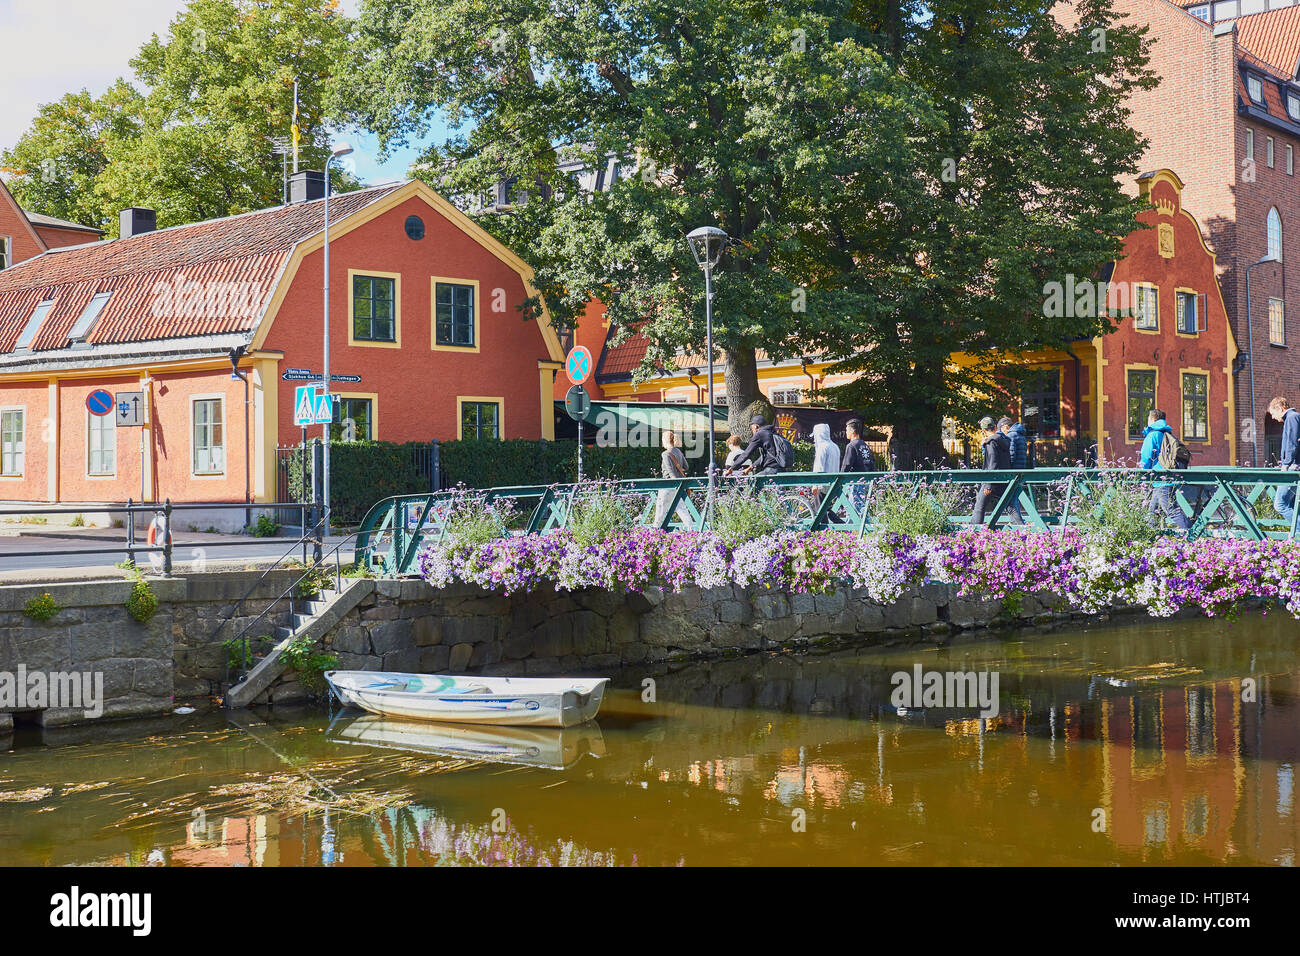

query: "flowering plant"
(416, 527), (1300, 622)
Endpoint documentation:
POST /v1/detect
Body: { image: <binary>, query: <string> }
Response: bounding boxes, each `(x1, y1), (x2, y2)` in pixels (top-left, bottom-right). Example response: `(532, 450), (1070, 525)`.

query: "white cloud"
(0, 0), (189, 152)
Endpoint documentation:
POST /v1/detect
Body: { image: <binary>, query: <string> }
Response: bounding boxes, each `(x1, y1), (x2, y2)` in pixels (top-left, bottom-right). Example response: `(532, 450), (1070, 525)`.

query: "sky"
(0, 0), (443, 184)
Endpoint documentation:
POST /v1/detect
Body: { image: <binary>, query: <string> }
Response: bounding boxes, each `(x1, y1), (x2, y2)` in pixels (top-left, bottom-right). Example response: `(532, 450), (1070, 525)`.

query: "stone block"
(449, 642), (474, 671)
(718, 600), (752, 625)
(383, 649), (422, 672)
(420, 645), (451, 672)
(11, 631), (71, 669)
(503, 631), (535, 660)
(411, 616), (441, 647)
(132, 659), (173, 697)
(533, 617), (573, 658)
(813, 591), (847, 615)
(329, 626), (370, 657)
(791, 592), (817, 615)
(909, 596), (938, 626)
(753, 592), (789, 620)
(570, 611), (608, 655)
(442, 616), (500, 647)
(369, 619), (414, 656)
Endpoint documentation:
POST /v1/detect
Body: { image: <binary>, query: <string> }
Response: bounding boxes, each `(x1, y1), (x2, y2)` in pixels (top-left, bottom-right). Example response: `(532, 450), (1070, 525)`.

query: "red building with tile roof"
(1059, 0), (1300, 463)
(0, 177), (104, 268)
(0, 179), (563, 526)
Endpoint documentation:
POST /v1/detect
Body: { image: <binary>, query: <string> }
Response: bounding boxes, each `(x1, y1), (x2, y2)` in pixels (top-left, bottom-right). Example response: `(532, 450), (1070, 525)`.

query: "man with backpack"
(971, 416), (1024, 528)
(729, 415), (792, 476)
(1267, 396), (1300, 525)
(1139, 408), (1190, 532)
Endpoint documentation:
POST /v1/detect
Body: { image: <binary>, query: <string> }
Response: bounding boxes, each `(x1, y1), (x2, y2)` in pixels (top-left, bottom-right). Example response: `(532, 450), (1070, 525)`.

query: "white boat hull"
(324, 671), (610, 728)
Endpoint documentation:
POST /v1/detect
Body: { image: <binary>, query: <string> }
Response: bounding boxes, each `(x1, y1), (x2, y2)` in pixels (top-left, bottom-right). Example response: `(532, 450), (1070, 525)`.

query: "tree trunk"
(888, 367), (946, 469)
(722, 346), (770, 437)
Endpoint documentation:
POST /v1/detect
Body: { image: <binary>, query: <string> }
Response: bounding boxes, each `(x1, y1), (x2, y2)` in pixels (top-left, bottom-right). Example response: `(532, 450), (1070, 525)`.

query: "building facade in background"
(0, 178), (563, 525)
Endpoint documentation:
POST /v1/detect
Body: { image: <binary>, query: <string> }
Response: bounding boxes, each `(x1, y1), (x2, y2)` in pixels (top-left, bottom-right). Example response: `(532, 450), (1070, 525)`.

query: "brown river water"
(1, 613), (1297, 866)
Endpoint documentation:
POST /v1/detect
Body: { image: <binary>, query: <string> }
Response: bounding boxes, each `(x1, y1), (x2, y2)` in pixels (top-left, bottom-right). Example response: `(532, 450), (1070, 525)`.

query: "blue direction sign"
(293, 385), (334, 426)
(86, 389), (113, 416)
(566, 346), (592, 385)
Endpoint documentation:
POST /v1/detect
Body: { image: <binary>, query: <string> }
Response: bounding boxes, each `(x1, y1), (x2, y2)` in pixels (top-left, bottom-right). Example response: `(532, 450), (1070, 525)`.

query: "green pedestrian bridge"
(353, 467), (1300, 576)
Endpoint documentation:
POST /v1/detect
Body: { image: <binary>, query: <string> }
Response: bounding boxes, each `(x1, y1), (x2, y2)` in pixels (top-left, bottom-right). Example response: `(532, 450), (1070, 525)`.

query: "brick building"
(0, 177), (103, 269)
(954, 169), (1238, 466)
(0, 177), (563, 526)
(1061, 0), (1299, 462)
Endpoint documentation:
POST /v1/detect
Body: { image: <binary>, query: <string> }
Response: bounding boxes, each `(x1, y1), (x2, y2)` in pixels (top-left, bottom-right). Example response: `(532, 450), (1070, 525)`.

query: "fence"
(353, 466), (1300, 574)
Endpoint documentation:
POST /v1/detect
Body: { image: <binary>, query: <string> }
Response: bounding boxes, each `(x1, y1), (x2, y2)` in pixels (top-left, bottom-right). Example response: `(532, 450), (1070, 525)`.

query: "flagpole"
(292, 79), (300, 174)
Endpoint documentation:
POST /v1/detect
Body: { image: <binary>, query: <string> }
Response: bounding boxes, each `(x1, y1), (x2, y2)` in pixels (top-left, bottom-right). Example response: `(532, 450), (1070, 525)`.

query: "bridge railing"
(353, 467), (1300, 575)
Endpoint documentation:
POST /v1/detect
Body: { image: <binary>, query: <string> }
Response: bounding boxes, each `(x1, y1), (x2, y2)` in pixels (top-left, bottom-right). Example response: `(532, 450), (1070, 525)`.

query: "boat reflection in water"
(326, 714), (607, 770)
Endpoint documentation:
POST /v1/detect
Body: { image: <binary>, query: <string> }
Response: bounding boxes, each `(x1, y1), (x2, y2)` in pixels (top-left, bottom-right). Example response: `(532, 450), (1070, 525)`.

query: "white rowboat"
(324, 671), (610, 727)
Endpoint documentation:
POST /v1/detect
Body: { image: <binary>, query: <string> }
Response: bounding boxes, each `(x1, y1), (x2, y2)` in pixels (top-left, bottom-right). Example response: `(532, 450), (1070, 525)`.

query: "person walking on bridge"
(1268, 396), (1300, 526)
(972, 416), (1024, 528)
(1139, 409), (1190, 533)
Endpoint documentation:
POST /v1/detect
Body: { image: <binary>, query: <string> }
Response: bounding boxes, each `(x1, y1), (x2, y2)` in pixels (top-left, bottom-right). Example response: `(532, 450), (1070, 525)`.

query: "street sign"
(282, 367), (361, 384)
(294, 385), (334, 426)
(565, 384), (590, 421)
(115, 391), (144, 427)
(87, 389), (113, 417)
(566, 346), (592, 386)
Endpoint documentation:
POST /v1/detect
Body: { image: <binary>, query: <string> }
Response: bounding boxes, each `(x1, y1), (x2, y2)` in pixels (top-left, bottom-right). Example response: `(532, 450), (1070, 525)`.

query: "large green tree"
(338, 0), (936, 435)
(338, 0), (1155, 453)
(2, 0), (356, 234)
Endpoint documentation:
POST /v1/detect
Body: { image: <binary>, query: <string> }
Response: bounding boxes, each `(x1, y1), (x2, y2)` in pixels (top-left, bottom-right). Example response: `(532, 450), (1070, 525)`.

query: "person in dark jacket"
(1269, 396), (1300, 525)
(971, 416), (1024, 527)
(729, 415), (782, 476)
(840, 419), (875, 473)
(998, 416), (1028, 520)
(840, 419), (875, 515)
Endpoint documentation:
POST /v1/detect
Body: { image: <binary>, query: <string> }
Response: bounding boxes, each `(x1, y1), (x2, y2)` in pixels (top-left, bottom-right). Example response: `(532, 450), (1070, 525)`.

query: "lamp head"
(330, 142), (354, 160)
(687, 226), (729, 270)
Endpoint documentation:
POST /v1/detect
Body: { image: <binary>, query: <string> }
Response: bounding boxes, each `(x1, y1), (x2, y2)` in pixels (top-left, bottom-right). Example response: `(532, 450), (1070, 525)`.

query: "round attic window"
(404, 215), (425, 240)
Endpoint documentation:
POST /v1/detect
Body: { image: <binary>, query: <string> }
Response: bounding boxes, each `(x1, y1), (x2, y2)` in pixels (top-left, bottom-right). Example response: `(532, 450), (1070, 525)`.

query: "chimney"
(289, 170), (326, 204)
(119, 207), (156, 238)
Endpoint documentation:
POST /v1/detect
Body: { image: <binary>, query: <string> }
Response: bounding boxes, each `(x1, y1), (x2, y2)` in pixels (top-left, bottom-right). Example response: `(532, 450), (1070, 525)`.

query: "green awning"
(555, 400), (729, 434)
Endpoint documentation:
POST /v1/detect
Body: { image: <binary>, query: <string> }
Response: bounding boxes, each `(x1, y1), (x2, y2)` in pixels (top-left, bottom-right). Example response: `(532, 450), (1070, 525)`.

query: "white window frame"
(14, 299), (54, 351)
(190, 395), (226, 477)
(1269, 297), (1286, 347)
(86, 408), (116, 477)
(0, 407), (25, 478)
(1289, 145), (1295, 177)
(769, 387), (802, 405)
(1267, 136), (1275, 169)
(68, 291), (112, 344)
(1267, 207), (1283, 262)
(1246, 128), (1255, 161)
(1135, 284), (1159, 331)
(1248, 74), (1264, 105)
(0, 235), (10, 270)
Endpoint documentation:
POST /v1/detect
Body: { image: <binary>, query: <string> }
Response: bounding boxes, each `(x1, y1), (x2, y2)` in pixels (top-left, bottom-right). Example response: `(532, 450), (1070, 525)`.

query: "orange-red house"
(0, 177), (104, 268)
(0, 178), (564, 527)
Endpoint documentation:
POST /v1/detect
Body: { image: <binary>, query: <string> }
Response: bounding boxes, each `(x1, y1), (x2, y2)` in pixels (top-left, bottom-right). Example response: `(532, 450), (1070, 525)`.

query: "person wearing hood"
(811, 423), (840, 474)
(971, 416), (1024, 527)
(1139, 409), (1190, 532)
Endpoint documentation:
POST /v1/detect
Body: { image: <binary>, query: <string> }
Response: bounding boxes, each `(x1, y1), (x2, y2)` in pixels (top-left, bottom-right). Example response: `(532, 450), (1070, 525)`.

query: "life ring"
(147, 514), (172, 547)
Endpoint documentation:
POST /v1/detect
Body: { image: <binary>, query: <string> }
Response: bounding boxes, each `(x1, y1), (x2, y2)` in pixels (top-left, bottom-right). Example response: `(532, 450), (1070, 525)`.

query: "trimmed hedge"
(289, 438), (827, 524)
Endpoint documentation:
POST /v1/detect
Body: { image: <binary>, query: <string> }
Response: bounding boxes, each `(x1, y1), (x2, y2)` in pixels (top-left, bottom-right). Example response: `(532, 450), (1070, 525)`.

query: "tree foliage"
(338, 0), (1156, 454)
(2, 0), (357, 234)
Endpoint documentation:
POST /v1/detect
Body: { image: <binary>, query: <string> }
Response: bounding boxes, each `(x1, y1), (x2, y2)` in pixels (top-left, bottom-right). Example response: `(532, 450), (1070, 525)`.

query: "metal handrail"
(220, 520), (363, 696)
(354, 466), (1300, 573)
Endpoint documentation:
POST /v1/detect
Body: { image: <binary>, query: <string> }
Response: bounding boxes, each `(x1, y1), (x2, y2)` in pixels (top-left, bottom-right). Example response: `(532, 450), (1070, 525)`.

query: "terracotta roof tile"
(0, 183), (403, 354)
(1237, 6), (1300, 80)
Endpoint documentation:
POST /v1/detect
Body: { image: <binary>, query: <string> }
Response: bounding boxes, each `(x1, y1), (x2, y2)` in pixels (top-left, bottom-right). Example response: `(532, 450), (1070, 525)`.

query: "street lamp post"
(686, 226), (729, 528)
(322, 143), (353, 542)
(1245, 251), (1280, 466)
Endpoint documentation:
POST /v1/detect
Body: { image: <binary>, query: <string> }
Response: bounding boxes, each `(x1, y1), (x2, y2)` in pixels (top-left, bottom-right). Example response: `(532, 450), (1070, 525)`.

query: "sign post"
(565, 348), (593, 484)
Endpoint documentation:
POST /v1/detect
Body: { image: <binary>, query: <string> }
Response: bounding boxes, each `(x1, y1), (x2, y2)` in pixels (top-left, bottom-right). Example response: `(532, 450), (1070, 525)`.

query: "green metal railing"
(353, 467), (1300, 575)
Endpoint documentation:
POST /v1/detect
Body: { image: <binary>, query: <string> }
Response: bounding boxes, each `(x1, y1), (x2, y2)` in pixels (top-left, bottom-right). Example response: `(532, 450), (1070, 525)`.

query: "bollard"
(163, 498), (173, 576)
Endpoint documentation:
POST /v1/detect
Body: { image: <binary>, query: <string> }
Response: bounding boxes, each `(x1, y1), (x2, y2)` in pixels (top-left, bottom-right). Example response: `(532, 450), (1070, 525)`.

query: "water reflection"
(0, 614), (1296, 866)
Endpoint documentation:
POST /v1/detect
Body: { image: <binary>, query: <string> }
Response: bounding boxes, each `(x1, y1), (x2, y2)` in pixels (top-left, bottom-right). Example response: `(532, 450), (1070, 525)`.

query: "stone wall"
(305, 579), (1085, 690)
(0, 569), (301, 731)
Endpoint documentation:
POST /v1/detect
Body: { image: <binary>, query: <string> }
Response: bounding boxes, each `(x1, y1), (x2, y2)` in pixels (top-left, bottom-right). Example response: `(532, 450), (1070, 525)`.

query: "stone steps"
(224, 577), (375, 708)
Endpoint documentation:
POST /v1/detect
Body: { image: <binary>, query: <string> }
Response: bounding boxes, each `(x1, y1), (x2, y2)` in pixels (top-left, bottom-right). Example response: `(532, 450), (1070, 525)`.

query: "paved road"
(0, 532), (355, 578)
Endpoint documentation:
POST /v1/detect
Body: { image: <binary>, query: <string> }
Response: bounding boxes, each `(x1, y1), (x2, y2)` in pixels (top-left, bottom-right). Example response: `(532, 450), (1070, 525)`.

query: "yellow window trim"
(1123, 362), (1159, 445)
(457, 395), (504, 439)
(1172, 286), (1202, 339)
(1179, 367), (1212, 444)
(431, 276), (481, 353)
(333, 391), (379, 441)
(1132, 282), (1160, 334)
(347, 269), (402, 350)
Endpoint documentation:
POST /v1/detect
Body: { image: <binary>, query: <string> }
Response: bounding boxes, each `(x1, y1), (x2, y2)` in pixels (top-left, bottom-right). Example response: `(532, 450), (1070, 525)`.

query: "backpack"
(1157, 430), (1192, 470)
(772, 431), (795, 470)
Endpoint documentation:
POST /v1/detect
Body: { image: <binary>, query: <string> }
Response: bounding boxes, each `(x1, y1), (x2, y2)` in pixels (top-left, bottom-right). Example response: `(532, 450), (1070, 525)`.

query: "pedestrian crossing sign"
(294, 385), (334, 426)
